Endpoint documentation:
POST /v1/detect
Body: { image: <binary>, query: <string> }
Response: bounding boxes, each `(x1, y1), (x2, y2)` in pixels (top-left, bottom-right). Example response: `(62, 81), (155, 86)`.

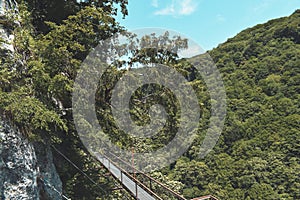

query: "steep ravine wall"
(0, 119), (63, 200)
(0, 0), (63, 199)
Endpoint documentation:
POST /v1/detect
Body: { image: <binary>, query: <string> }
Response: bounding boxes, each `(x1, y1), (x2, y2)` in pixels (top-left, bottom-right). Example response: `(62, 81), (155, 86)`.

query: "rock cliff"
(0, 119), (63, 200)
(0, 0), (63, 199)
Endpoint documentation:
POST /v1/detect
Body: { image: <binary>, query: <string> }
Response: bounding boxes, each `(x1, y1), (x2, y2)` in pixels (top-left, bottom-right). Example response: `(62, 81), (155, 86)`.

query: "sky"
(117, 0), (300, 51)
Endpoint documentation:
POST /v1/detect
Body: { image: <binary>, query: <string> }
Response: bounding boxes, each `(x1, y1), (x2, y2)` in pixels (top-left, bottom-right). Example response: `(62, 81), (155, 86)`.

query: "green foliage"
(73, 10), (300, 199)
(0, 3), (68, 138)
(23, 0), (128, 33)
(2, 0), (299, 199)
(1, 1), (127, 199)
(0, 91), (67, 133)
(170, 9), (300, 200)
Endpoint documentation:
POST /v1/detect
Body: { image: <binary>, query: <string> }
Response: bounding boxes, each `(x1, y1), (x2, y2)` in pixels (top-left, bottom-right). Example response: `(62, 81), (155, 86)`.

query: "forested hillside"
(174, 9), (300, 199)
(0, 0), (299, 199)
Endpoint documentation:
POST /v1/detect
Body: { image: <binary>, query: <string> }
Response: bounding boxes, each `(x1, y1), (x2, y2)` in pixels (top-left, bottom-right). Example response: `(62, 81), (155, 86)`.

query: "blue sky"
(117, 0), (300, 51)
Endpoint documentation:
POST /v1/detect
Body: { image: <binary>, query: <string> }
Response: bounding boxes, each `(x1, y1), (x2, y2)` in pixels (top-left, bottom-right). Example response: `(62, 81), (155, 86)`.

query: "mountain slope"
(171, 10), (300, 199)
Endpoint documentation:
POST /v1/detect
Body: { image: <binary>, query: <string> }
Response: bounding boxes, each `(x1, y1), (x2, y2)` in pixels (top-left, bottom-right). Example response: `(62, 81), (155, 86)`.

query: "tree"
(24, 0), (128, 33)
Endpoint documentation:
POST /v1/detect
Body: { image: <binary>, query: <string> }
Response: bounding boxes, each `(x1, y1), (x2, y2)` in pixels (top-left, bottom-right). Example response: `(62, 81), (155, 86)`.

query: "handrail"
(106, 151), (187, 200)
(95, 151), (218, 200)
(96, 152), (163, 199)
(191, 195), (219, 200)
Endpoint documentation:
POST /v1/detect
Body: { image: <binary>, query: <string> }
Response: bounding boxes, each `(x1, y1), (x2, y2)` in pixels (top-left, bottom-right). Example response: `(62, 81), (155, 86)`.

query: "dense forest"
(178, 9), (300, 199)
(0, 0), (299, 199)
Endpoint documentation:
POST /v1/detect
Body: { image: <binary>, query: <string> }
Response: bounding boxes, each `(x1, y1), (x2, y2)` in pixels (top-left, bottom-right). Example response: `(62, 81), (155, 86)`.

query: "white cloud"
(151, 0), (159, 8)
(179, 0), (196, 15)
(154, 0), (197, 16)
(154, 4), (175, 15)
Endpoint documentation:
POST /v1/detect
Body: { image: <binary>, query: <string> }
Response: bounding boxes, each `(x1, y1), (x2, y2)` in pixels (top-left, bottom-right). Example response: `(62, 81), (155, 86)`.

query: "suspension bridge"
(93, 150), (218, 200)
(51, 145), (218, 200)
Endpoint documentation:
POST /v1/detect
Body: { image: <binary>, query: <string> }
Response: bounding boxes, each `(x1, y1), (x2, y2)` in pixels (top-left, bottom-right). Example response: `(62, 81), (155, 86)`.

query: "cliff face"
(0, 0), (16, 55)
(0, 120), (63, 200)
(0, 1), (63, 199)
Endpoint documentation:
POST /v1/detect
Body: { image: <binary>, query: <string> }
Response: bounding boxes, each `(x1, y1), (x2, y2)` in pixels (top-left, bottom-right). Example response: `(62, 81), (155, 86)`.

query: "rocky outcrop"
(0, 1), (63, 199)
(0, 0), (18, 53)
(0, 119), (63, 200)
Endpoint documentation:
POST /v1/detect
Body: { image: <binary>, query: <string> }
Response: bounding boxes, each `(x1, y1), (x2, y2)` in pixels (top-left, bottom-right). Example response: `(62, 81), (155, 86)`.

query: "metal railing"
(106, 151), (187, 200)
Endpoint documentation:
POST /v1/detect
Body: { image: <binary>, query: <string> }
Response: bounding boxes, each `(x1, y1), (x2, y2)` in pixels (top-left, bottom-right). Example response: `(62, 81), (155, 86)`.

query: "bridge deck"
(98, 155), (156, 200)
(96, 152), (218, 200)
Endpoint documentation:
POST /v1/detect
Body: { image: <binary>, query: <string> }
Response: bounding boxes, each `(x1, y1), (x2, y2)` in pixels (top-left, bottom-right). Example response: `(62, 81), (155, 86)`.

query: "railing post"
(121, 171), (123, 182)
(135, 181), (138, 199)
(132, 147), (136, 178)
